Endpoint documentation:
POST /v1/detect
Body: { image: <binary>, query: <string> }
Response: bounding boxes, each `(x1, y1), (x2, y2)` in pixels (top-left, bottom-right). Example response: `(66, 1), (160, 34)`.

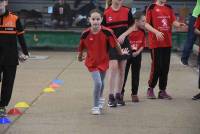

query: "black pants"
(199, 66), (200, 89)
(122, 54), (142, 95)
(0, 65), (17, 107)
(198, 53), (200, 89)
(148, 48), (171, 90)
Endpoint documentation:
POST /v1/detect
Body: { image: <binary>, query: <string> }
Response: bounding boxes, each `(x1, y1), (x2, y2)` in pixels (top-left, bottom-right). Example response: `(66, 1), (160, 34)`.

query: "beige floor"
(0, 51), (200, 134)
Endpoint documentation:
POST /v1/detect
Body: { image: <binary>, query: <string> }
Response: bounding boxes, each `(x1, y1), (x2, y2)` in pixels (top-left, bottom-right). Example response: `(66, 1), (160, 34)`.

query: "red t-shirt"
(102, 6), (133, 37)
(146, 4), (176, 49)
(194, 16), (200, 52)
(78, 26), (117, 72)
(194, 17), (200, 30)
(128, 29), (145, 51)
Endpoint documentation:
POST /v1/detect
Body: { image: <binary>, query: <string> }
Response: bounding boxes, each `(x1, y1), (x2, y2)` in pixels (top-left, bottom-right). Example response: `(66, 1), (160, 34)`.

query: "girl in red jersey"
(145, 0), (186, 100)
(78, 9), (128, 115)
(192, 15), (200, 100)
(122, 12), (146, 103)
(103, 0), (133, 107)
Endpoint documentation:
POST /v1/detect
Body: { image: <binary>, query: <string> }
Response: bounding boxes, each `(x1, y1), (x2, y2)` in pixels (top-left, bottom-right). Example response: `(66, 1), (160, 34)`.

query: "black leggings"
(197, 52), (200, 89)
(199, 66), (200, 89)
(122, 54), (142, 95)
(0, 65), (17, 107)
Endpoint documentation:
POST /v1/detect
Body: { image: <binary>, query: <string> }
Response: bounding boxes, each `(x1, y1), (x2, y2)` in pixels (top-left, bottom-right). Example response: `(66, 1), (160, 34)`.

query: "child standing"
(145, 0), (186, 99)
(122, 12), (146, 102)
(103, 0), (133, 107)
(192, 15), (200, 100)
(78, 9), (128, 115)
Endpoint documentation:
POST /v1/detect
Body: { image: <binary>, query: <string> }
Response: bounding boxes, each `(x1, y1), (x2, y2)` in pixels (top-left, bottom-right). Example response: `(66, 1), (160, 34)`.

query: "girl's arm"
(173, 21), (186, 28)
(77, 51), (84, 62)
(115, 43), (123, 55)
(145, 23), (164, 41)
(118, 25), (134, 44)
(132, 47), (144, 57)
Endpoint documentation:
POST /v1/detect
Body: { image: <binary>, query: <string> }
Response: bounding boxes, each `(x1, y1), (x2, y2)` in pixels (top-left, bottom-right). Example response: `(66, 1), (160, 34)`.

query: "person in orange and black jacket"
(0, 0), (29, 117)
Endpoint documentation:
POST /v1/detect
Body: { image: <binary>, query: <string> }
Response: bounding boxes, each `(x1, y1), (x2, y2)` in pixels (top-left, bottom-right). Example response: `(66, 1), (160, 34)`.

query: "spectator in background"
(74, 0), (99, 9)
(51, 0), (73, 27)
(181, 0), (200, 65)
(192, 15), (200, 100)
(74, 0), (104, 27)
(74, 0), (83, 8)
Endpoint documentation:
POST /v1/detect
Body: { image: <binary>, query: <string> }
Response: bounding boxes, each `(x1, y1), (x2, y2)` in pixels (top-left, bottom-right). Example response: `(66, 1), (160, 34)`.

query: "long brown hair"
(105, 0), (112, 9)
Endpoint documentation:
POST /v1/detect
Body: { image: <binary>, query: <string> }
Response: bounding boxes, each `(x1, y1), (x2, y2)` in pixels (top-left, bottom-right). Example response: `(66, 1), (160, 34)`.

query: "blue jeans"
(181, 15), (197, 62)
(91, 71), (106, 107)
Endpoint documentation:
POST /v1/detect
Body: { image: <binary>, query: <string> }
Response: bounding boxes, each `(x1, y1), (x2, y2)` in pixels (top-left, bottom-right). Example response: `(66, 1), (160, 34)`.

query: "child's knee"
(95, 81), (102, 89)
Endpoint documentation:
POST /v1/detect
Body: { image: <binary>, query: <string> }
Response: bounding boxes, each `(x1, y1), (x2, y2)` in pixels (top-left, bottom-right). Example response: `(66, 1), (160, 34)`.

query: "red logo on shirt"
(108, 16), (112, 22)
(89, 38), (94, 41)
(156, 8), (160, 12)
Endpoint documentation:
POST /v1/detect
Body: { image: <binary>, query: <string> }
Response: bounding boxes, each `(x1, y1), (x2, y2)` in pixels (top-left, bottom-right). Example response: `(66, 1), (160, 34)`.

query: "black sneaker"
(180, 58), (188, 66)
(192, 93), (200, 100)
(108, 94), (117, 107)
(0, 107), (7, 117)
(116, 93), (125, 106)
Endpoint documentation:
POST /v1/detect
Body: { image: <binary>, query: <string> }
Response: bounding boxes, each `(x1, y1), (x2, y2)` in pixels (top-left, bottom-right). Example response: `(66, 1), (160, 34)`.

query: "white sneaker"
(99, 98), (105, 109)
(91, 107), (101, 115)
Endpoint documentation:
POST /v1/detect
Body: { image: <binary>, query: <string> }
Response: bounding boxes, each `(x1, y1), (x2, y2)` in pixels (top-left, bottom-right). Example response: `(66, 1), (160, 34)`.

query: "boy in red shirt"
(192, 15), (200, 100)
(78, 9), (128, 115)
(145, 0), (186, 99)
(122, 12), (146, 102)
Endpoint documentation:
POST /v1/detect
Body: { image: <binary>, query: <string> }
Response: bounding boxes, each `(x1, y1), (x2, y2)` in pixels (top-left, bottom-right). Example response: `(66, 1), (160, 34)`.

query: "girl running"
(78, 9), (128, 114)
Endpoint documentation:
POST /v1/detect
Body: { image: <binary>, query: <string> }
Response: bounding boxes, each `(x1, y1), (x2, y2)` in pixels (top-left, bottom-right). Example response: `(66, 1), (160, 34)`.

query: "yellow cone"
(15, 102), (30, 108)
(43, 87), (55, 93)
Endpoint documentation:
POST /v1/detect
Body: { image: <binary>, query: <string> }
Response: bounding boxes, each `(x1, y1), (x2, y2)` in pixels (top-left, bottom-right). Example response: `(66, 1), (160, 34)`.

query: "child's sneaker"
(116, 93), (125, 106)
(147, 87), (156, 99)
(158, 90), (172, 100)
(131, 94), (139, 102)
(0, 107), (7, 117)
(108, 94), (117, 107)
(91, 107), (101, 115)
(99, 98), (105, 109)
(192, 93), (200, 100)
(180, 58), (188, 66)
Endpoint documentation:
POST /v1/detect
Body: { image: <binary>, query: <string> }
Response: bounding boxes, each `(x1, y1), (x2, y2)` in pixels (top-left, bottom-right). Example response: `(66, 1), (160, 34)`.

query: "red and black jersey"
(0, 10), (28, 65)
(194, 16), (200, 53)
(128, 29), (145, 51)
(78, 26), (117, 72)
(146, 3), (176, 49)
(102, 6), (133, 38)
(194, 16), (200, 30)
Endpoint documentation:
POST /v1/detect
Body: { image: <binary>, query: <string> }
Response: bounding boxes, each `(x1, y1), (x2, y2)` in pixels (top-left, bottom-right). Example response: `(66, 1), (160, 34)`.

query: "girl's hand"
(179, 22), (187, 27)
(155, 31), (164, 41)
(19, 54), (29, 63)
(132, 51), (139, 57)
(78, 55), (85, 62)
(121, 48), (129, 55)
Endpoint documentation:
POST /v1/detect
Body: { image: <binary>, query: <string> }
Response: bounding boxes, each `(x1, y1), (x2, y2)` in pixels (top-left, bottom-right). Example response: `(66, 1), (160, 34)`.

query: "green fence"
(24, 30), (187, 50)
(172, 32), (187, 51)
(25, 30), (81, 49)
